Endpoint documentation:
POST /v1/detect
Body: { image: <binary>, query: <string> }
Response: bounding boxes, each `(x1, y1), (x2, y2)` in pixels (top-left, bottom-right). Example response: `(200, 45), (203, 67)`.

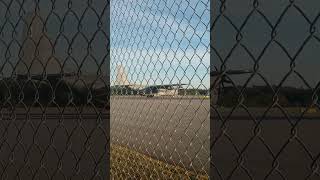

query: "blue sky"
(0, 0), (210, 89)
(0, 0), (108, 77)
(212, 0), (320, 88)
(1, 0), (320, 89)
(111, 0), (210, 89)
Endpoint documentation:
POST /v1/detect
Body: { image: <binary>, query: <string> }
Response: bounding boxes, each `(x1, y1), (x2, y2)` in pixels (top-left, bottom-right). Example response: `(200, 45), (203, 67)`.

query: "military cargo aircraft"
(113, 65), (186, 97)
(211, 69), (252, 105)
(0, 72), (108, 107)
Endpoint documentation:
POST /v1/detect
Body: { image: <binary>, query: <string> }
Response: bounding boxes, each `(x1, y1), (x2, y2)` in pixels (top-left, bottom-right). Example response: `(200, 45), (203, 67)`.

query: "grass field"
(111, 145), (209, 180)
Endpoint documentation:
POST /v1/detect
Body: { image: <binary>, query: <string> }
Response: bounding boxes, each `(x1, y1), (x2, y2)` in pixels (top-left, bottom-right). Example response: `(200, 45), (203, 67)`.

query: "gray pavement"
(212, 112), (320, 180)
(0, 108), (109, 179)
(110, 96), (210, 173)
(0, 97), (210, 177)
(1, 97), (318, 179)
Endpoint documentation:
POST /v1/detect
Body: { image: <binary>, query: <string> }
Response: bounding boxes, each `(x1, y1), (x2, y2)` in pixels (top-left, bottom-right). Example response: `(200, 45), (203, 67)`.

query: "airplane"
(0, 72), (108, 108)
(0, 12), (109, 108)
(211, 69), (253, 105)
(138, 84), (187, 97)
(16, 73), (76, 80)
(113, 65), (187, 97)
(210, 69), (252, 77)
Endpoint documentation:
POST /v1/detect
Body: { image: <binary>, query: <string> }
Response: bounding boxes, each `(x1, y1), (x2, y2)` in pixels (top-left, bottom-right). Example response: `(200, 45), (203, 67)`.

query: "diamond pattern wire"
(0, 0), (109, 179)
(111, 0), (210, 179)
(212, 0), (320, 180)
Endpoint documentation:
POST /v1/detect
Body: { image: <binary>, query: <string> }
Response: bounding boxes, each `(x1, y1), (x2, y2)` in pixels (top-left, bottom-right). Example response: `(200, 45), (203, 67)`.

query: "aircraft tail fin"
(115, 65), (130, 85)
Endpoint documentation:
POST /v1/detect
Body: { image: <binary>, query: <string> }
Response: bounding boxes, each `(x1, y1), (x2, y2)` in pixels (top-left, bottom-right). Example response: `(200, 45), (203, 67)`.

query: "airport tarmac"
(110, 96), (210, 173)
(0, 108), (109, 179)
(0, 97), (319, 179)
(0, 96), (210, 176)
(212, 109), (320, 180)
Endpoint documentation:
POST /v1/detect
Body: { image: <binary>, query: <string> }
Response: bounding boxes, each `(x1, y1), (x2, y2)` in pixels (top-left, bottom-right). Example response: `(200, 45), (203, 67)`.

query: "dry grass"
(111, 144), (209, 180)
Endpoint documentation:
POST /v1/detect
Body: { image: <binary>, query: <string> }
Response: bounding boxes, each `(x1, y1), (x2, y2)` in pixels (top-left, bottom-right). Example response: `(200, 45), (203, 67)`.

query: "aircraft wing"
(147, 84), (187, 89)
(17, 73), (76, 81)
(211, 70), (252, 77)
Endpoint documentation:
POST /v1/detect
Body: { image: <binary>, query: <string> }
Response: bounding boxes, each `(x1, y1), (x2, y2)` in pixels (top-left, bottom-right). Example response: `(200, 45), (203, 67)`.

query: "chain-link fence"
(212, 0), (320, 179)
(0, 0), (109, 179)
(110, 0), (210, 179)
(5, 0), (318, 179)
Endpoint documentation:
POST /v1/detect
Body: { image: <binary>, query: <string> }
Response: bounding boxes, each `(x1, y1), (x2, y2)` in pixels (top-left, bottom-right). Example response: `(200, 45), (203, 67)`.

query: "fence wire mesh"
(110, 0), (210, 179)
(212, 0), (320, 179)
(0, 0), (109, 179)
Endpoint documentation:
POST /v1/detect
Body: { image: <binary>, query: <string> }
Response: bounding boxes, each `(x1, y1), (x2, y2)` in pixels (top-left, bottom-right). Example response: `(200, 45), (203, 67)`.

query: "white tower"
(17, 12), (60, 75)
(115, 65), (130, 85)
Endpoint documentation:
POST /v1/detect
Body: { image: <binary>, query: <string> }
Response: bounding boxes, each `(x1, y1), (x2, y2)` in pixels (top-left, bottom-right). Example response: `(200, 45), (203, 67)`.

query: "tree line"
(110, 85), (209, 96)
(216, 85), (316, 107)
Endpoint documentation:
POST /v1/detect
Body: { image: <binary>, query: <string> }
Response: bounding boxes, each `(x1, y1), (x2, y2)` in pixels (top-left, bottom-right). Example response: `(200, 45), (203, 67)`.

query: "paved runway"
(212, 110), (320, 180)
(1, 98), (318, 179)
(0, 98), (210, 177)
(110, 96), (210, 173)
(0, 108), (109, 179)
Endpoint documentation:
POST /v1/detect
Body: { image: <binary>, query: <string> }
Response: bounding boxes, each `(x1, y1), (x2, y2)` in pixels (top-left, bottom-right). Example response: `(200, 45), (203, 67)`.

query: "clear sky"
(111, 0), (210, 89)
(212, 0), (320, 88)
(1, 0), (320, 90)
(0, 0), (108, 77)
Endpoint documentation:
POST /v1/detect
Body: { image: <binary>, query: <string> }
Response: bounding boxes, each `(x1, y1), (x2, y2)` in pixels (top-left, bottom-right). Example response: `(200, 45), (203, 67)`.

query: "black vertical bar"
(106, 0), (110, 179)
(210, 0), (214, 179)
